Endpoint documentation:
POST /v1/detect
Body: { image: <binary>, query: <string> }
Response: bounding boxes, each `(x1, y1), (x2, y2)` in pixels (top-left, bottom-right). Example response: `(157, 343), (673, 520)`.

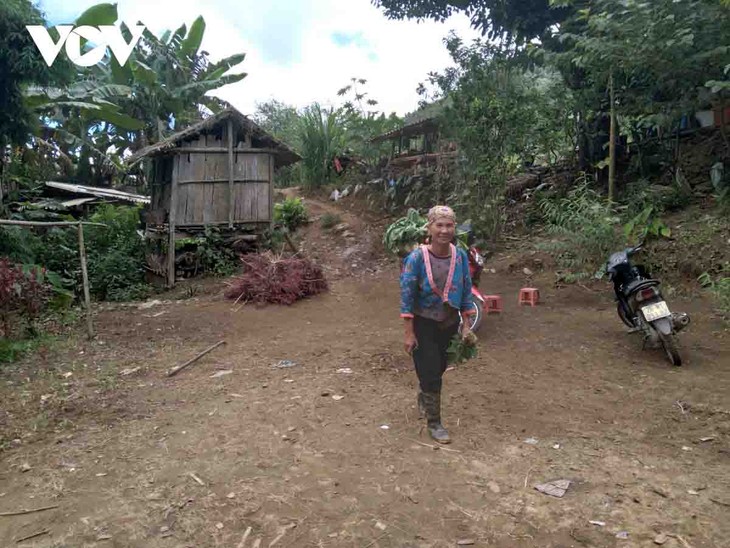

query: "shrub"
(538, 176), (623, 279)
(261, 226), (286, 253)
(174, 227), (239, 277)
(274, 197), (308, 232)
(0, 259), (50, 337)
(699, 264), (730, 317)
(82, 205), (149, 301)
(623, 205), (671, 245)
(320, 212), (341, 229)
(107, 283), (155, 302)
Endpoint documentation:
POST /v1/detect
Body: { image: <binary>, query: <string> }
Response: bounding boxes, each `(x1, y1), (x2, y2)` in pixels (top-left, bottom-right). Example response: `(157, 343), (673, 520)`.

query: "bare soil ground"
(1, 194), (729, 548)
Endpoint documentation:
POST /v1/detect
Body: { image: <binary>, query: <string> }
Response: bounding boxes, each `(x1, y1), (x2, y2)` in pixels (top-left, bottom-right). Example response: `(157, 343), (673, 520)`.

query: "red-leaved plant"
(0, 258), (50, 337)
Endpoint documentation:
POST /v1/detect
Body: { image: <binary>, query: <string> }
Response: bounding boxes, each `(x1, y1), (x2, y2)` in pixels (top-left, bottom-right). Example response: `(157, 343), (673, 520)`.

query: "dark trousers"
(412, 315), (459, 393)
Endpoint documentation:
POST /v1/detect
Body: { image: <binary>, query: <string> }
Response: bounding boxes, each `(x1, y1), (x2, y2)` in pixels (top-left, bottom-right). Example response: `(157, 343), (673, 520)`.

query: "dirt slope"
(0, 194), (728, 548)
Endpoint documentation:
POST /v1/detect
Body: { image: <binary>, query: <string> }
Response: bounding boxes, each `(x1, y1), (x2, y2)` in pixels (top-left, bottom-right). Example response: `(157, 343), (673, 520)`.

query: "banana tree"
(21, 3), (143, 181)
(26, 80), (143, 183)
(104, 15), (247, 149)
(23, 3), (248, 184)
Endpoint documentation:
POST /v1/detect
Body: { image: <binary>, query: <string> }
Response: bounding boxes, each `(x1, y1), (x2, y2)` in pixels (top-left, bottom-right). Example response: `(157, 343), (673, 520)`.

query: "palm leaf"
(74, 2), (118, 26)
(202, 53), (246, 81)
(181, 16), (206, 57)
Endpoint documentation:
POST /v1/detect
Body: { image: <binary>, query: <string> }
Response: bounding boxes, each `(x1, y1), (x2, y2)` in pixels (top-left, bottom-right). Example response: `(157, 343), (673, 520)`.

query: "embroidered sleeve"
(400, 251), (420, 318)
(460, 250), (475, 314)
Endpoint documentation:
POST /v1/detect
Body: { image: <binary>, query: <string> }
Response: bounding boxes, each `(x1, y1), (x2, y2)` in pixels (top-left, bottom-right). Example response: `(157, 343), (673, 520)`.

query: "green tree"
(253, 99), (300, 143)
(107, 17), (247, 149)
(337, 77), (402, 167)
(253, 100), (303, 187)
(13, 4), (248, 187)
(419, 36), (576, 238)
(549, 0), (730, 197)
(373, 0), (574, 44)
(0, 0), (73, 148)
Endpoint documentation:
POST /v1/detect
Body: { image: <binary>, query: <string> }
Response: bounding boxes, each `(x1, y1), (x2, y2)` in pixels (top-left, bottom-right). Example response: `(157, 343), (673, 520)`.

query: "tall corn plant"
(297, 103), (347, 188)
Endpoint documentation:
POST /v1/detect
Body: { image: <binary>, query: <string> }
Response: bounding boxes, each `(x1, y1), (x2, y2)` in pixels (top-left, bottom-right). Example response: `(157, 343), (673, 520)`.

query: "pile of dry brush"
(224, 252), (327, 305)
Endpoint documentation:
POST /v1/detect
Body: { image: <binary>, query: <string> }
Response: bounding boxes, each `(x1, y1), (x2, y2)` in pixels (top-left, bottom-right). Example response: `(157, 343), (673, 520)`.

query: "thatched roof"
(126, 108), (301, 168)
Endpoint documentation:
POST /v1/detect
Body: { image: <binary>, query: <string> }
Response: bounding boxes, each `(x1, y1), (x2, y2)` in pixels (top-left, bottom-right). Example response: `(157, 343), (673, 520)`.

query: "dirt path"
(1, 195), (729, 548)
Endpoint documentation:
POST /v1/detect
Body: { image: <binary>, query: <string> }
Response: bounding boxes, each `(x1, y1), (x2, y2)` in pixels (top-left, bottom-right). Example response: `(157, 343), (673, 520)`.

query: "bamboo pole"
(0, 220), (106, 227)
(168, 157), (179, 288)
(608, 70), (616, 203)
(269, 154), (274, 227)
(77, 223), (94, 339)
(228, 119), (235, 228)
(166, 340), (226, 377)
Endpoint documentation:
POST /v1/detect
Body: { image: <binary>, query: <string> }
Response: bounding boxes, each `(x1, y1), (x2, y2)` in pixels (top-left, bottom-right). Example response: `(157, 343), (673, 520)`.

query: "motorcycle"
(605, 245), (690, 366)
(457, 224), (486, 333)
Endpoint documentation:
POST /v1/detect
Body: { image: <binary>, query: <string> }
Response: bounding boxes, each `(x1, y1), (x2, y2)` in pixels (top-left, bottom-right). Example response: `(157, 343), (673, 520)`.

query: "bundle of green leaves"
(447, 331), (478, 365)
(383, 208), (427, 256)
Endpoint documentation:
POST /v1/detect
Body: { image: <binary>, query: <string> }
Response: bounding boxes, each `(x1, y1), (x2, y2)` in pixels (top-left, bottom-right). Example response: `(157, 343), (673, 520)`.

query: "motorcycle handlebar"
(628, 244), (643, 256)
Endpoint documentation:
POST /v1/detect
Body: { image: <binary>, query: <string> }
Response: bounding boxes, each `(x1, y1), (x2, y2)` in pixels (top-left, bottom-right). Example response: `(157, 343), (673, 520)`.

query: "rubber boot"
(417, 391), (426, 419)
(422, 391), (451, 444)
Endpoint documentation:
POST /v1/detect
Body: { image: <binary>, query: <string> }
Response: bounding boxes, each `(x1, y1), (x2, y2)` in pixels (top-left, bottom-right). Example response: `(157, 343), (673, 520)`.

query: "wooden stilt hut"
(127, 108), (300, 286)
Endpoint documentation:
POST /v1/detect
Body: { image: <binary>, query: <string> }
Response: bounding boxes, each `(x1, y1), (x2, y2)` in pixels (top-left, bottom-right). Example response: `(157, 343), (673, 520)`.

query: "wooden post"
(269, 153), (274, 228)
(168, 157), (178, 288)
(77, 223), (93, 339)
(608, 70), (616, 203)
(227, 119), (234, 228)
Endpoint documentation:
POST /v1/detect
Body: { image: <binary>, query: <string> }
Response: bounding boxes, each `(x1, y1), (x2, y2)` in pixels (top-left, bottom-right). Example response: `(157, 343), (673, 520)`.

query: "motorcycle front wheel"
(658, 331), (682, 366)
(460, 299), (483, 333)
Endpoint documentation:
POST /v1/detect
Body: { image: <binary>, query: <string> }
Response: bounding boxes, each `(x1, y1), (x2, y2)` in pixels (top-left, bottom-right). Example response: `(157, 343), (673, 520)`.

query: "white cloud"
(40, 0), (481, 116)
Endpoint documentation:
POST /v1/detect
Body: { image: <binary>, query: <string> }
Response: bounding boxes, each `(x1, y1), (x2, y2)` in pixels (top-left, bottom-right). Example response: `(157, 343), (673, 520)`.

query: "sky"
(38, 0), (482, 117)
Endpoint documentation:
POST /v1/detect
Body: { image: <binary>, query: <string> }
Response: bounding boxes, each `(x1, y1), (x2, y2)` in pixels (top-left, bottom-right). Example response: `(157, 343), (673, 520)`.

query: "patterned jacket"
(400, 244), (474, 319)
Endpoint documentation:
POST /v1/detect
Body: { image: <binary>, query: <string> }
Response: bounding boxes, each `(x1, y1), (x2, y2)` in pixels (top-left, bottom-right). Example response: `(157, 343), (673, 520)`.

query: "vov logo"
(26, 25), (146, 67)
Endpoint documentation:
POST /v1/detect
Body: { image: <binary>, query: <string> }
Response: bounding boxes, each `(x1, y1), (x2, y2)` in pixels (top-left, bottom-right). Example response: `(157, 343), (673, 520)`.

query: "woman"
(400, 205), (474, 444)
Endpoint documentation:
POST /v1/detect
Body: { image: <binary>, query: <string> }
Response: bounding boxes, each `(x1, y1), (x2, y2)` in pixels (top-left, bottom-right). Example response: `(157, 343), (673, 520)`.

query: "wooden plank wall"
(168, 132), (272, 225)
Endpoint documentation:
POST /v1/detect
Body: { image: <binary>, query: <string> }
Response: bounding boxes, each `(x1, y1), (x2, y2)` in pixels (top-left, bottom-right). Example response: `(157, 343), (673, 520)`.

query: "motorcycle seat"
(622, 278), (660, 296)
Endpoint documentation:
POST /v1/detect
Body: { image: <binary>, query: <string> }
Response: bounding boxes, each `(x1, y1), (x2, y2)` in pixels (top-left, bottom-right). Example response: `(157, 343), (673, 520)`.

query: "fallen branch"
(15, 529), (49, 543)
(362, 531), (389, 548)
(268, 523), (296, 547)
(0, 505), (59, 517)
(668, 534), (694, 548)
(188, 472), (205, 486)
(407, 438), (461, 453)
(710, 497), (730, 507)
(166, 341), (226, 377)
(524, 466), (535, 489)
(236, 526), (252, 548)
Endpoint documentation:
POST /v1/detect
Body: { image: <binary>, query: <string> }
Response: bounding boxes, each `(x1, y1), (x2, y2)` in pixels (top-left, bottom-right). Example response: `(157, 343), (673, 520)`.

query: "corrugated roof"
(61, 197), (98, 207)
(45, 181), (150, 204)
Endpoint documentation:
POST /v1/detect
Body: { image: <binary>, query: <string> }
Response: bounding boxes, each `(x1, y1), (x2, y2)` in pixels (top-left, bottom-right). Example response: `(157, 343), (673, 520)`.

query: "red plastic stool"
(483, 295), (503, 314)
(518, 288), (540, 306)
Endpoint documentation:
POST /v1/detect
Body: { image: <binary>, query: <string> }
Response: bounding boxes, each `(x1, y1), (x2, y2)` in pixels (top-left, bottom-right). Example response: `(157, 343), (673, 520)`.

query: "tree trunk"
(608, 71), (616, 203)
